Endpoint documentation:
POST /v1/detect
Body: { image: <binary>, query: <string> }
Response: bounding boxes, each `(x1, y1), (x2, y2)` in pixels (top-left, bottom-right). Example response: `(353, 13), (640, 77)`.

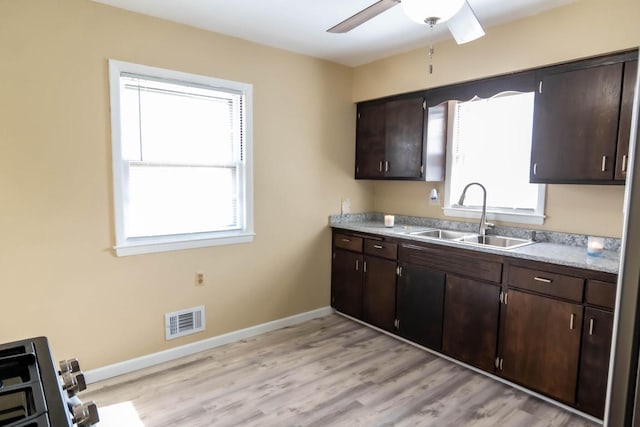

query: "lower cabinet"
(362, 256), (397, 332)
(577, 307), (614, 418)
(331, 249), (363, 319)
(396, 264), (445, 351)
(331, 228), (617, 418)
(501, 289), (583, 404)
(442, 275), (500, 372)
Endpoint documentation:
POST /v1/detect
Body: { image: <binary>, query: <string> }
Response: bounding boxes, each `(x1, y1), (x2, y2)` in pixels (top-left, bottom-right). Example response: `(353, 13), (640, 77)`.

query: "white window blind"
(444, 92), (546, 224)
(109, 61), (253, 255)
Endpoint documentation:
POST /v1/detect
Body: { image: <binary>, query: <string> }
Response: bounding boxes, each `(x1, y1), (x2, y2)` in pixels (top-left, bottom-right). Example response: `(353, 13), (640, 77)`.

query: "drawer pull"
(341, 238), (351, 243)
(589, 318), (595, 335)
(622, 154), (628, 173)
(379, 161), (383, 172)
(373, 244), (384, 249)
(355, 259), (359, 271)
(570, 313), (575, 330)
(602, 155), (607, 172)
(534, 277), (552, 284)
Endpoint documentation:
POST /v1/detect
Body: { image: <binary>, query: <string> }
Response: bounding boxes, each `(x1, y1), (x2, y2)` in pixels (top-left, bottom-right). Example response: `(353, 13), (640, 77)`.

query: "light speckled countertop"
(330, 218), (620, 275)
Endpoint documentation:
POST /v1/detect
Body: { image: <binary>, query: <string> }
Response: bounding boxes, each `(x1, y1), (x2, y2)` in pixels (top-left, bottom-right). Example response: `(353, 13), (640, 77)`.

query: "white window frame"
(108, 60), (254, 256)
(442, 99), (546, 225)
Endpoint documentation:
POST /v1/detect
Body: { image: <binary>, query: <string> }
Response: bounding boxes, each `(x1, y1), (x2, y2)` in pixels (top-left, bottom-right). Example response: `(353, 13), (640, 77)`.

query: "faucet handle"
(485, 222), (495, 230)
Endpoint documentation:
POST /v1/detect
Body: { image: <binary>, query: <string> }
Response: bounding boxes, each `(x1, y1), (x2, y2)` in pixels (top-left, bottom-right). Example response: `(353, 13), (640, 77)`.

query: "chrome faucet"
(458, 182), (495, 236)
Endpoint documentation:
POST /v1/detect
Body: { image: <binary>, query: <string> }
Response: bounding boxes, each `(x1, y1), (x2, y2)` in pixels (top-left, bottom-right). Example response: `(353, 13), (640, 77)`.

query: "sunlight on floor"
(96, 401), (144, 427)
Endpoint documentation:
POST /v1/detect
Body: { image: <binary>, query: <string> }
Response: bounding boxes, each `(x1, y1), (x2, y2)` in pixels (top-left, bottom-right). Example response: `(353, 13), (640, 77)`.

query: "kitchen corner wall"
(0, 0), (372, 369)
(353, 0), (640, 238)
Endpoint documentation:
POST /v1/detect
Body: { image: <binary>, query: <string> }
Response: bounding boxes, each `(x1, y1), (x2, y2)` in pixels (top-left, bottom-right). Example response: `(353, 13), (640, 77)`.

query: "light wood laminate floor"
(82, 315), (598, 426)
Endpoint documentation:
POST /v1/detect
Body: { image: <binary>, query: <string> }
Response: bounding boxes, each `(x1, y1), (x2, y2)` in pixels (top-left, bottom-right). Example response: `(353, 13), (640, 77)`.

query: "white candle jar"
(587, 236), (605, 257)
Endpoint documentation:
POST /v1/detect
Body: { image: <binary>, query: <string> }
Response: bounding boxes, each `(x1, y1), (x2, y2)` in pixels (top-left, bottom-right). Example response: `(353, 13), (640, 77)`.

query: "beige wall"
(0, 0), (372, 369)
(0, 0), (637, 372)
(355, 0), (640, 237)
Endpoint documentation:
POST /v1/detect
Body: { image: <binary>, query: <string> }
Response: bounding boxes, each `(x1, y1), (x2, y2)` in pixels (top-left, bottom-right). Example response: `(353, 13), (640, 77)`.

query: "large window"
(443, 92), (545, 224)
(109, 60), (253, 256)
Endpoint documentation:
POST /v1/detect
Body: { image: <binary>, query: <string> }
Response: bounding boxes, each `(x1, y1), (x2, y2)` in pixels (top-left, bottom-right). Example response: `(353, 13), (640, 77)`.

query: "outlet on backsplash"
(341, 198), (351, 214)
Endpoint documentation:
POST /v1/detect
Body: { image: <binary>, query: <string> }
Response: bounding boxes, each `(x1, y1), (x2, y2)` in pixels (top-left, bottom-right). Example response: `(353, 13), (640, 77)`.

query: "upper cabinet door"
(530, 62), (623, 183)
(355, 95), (437, 181)
(615, 60), (638, 181)
(384, 97), (426, 178)
(355, 102), (386, 179)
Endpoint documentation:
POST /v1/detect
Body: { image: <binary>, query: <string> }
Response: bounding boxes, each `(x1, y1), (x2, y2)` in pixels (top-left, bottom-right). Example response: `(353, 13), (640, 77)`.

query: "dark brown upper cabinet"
(530, 50), (638, 185)
(355, 95), (445, 181)
(615, 60), (638, 181)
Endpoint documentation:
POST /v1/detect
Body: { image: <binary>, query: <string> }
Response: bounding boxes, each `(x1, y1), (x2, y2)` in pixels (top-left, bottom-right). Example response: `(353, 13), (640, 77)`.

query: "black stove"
(0, 337), (98, 427)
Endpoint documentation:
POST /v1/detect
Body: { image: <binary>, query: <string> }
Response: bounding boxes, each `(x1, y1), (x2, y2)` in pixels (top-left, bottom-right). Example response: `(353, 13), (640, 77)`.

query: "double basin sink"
(400, 228), (534, 250)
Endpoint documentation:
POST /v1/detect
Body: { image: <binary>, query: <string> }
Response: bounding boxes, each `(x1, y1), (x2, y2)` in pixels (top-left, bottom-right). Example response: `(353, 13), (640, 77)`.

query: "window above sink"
(441, 92), (546, 225)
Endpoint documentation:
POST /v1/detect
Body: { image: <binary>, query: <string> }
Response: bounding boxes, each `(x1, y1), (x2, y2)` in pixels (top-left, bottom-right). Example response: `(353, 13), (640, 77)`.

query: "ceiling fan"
(327, 0), (485, 45)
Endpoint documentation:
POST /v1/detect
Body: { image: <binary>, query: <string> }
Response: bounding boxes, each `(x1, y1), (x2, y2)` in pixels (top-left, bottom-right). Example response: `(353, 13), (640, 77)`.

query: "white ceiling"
(92, 0), (577, 67)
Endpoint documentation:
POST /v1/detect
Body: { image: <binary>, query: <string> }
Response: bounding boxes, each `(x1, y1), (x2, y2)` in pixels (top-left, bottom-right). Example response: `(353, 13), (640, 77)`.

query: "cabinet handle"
(570, 313), (575, 330)
(534, 277), (552, 284)
(499, 359), (503, 371)
(622, 154), (628, 173)
(533, 163), (537, 176)
(385, 161), (389, 172)
(373, 244), (383, 249)
(364, 261), (367, 273)
(355, 259), (359, 271)
(589, 318), (595, 335)
(379, 161), (383, 172)
(602, 155), (607, 172)
(341, 238), (351, 243)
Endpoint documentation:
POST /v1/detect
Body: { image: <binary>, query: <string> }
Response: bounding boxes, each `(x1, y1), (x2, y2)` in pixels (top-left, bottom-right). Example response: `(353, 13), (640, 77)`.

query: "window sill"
(443, 207), (545, 225)
(114, 232), (255, 256)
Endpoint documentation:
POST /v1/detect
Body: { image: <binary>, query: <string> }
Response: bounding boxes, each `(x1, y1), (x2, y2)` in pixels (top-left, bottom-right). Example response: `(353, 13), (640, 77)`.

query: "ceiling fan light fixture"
(400, 0), (465, 25)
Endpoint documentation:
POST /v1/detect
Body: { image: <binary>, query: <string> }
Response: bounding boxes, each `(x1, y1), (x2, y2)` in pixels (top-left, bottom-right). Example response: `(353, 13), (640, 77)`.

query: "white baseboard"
(84, 306), (333, 384)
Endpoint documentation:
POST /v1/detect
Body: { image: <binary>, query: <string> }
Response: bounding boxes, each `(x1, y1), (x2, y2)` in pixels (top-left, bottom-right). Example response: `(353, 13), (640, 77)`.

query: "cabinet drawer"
(334, 233), (363, 252)
(585, 280), (616, 309)
(364, 239), (397, 260)
(507, 265), (584, 302)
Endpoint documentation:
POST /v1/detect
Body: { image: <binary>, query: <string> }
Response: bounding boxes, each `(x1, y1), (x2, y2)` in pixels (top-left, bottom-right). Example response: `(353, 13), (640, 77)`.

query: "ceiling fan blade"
(446, 0), (485, 44)
(327, 0), (400, 33)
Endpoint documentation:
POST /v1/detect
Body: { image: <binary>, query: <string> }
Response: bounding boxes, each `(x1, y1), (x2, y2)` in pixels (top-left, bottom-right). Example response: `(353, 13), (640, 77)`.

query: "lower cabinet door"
(396, 264), (445, 351)
(577, 307), (614, 418)
(362, 256), (397, 332)
(501, 290), (583, 404)
(331, 249), (363, 319)
(442, 275), (501, 372)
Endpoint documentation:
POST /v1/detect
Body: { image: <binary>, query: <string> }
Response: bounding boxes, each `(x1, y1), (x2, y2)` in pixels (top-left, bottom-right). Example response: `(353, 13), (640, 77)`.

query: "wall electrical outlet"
(195, 272), (205, 287)
(341, 198), (351, 215)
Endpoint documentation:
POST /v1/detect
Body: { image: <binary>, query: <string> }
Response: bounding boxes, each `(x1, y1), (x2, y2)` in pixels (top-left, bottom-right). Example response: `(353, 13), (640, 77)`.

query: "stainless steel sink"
(456, 234), (534, 249)
(408, 229), (474, 240)
(401, 228), (535, 250)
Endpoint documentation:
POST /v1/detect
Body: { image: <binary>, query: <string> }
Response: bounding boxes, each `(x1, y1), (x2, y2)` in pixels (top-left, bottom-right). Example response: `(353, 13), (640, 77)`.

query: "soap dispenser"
(429, 188), (439, 206)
